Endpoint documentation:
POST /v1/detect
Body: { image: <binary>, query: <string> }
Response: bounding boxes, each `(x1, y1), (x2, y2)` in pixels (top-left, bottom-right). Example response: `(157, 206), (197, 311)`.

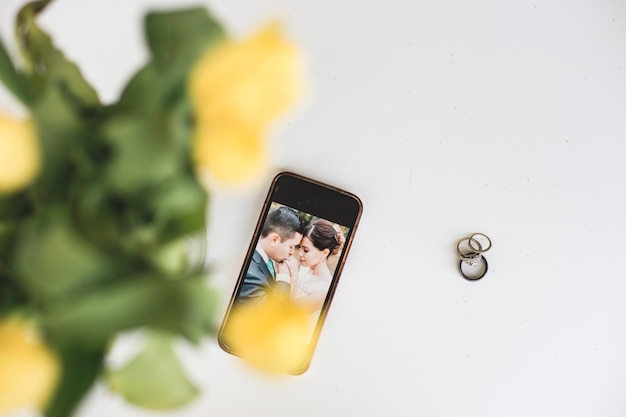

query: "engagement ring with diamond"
(456, 233), (491, 281)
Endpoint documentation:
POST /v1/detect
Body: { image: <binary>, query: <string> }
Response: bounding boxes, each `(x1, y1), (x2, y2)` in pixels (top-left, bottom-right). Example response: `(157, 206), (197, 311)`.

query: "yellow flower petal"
(189, 23), (303, 130)
(222, 298), (311, 374)
(0, 316), (60, 413)
(193, 124), (269, 184)
(0, 114), (40, 195)
(188, 22), (305, 186)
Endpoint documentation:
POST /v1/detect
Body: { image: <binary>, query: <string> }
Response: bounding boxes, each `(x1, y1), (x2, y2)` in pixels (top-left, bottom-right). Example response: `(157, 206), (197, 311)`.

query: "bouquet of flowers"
(0, 0), (302, 416)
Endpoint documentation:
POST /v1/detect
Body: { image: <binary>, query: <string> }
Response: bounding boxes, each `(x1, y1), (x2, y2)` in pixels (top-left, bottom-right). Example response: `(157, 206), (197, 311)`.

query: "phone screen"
(218, 172), (362, 374)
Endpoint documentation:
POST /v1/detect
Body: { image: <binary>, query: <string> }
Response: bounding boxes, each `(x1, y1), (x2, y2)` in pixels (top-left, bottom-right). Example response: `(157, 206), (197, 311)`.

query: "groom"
(238, 206), (302, 304)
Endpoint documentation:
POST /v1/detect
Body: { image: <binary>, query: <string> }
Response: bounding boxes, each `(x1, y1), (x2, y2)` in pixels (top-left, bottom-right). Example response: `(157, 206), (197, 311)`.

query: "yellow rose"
(0, 316), (60, 413)
(0, 114), (41, 195)
(189, 23), (303, 184)
(189, 23), (302, 128)
(193, 123), (270, 184)
(222, 298), (311, 374)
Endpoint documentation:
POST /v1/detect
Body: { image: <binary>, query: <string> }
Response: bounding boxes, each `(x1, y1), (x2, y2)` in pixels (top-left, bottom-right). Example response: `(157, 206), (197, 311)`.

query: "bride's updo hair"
(303, 219), (345, 256)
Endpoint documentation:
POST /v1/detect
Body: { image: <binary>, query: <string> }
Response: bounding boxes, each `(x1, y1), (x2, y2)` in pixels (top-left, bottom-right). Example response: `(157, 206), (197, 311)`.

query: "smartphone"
(218, 172), (362, 374)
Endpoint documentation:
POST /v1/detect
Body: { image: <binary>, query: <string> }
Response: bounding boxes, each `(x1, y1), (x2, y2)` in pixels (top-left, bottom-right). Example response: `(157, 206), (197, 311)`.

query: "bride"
(291, 219), (345, 314)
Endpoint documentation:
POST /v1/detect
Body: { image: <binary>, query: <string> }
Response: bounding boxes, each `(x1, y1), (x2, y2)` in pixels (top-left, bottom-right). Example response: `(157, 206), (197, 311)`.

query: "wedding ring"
(458, 253), (488, 281)
(468, 233), (491, 253)
(456, 233), (492, 281)
(457, 237), (482, 258)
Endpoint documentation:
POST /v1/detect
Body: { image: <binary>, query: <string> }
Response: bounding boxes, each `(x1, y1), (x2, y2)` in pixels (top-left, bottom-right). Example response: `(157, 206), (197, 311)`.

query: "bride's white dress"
(294, 267), (331, 300)
(294, 267), (332, 336)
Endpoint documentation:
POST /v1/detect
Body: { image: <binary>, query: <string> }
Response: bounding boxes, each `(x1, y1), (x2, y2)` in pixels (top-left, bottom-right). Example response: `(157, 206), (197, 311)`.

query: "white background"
(1, 0), (626, 416)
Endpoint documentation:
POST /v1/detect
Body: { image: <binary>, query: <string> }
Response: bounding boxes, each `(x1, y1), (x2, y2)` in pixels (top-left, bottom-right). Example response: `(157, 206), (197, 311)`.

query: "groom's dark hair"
(261, 206), (302, 241)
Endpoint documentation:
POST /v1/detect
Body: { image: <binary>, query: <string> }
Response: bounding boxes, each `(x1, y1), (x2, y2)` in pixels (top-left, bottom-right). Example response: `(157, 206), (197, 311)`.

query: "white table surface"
(1, 0), (626, 416)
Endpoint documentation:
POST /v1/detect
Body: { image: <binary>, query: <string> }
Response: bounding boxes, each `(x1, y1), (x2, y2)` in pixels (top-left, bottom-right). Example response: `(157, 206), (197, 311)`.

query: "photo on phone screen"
(218, 172), (362, 374)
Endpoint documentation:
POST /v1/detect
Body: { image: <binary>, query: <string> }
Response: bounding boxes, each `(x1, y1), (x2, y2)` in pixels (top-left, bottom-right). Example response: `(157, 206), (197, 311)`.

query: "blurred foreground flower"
(0, 1), (305, 416)
(221, 297), (311, 374)
(189, 23), (303, 184)
(0, 316), (59, 414)
(0, 114), (40, 195)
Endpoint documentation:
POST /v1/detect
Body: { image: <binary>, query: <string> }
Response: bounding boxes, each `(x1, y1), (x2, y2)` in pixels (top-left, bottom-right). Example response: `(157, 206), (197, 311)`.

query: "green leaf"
(0, 34), (32, 106)
(73, 176), (207, 257)
(42, 274), (218, 348)
(118, 7), (225, 112)
(101, 116), (182, 193)
(148, 177), (208, 241)
(106, 331), (199, 410)
(13, 211), (114, 301)
(16, 0), (100, 107)
(30, 85), (86, 195)
(0, 193), (31, 261)
(145, 8), (225, 71)
(0, 268), (28, 316)
(45, 347), (105, 417)
(76, 186), (163, 253)
(116, 63), (161, 113)
(0, 191), (32, 220)
(146, 238), (189, 277)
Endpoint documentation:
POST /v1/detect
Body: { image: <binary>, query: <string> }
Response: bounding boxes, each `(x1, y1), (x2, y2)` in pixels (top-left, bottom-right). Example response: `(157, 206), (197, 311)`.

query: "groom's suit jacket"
(238, 249), (290, 303)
